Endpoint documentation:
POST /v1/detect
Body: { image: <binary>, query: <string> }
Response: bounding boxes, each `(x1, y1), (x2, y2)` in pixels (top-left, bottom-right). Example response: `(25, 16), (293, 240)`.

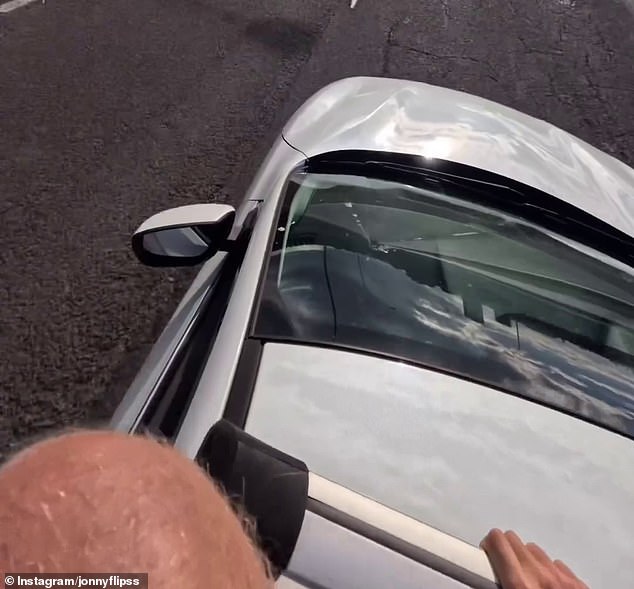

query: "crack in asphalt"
(392, 43), (501, 83)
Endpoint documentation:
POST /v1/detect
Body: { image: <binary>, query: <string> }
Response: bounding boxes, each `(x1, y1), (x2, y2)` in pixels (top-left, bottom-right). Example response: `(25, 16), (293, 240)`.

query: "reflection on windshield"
(255, 173), (634, 437)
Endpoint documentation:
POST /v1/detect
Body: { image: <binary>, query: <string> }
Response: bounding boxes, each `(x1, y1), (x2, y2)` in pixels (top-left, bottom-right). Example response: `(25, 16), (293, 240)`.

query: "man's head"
(0, 430), (272, 589)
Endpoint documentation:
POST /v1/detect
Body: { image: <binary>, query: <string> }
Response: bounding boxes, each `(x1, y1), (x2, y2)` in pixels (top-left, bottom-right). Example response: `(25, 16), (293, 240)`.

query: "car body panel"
(109, 251), (227, 432)
(245, 342), (634, 589)
(174, 137), (304, 457)
(282, 77), (634, 237)
(286, 511), (472, 589)
(275, 577), (308, 589)
(111, 197), (265, 434)
(306, 473), (496, 587)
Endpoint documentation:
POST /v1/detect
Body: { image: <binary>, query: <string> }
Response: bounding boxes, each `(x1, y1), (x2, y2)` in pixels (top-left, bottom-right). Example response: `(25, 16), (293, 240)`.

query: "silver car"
(111, 77), (634, 589)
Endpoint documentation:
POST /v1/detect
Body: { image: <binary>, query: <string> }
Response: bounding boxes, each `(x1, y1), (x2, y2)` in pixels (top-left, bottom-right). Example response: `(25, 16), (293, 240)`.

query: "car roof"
(282, 77), (634, 238)
(246, 341), (634, 589)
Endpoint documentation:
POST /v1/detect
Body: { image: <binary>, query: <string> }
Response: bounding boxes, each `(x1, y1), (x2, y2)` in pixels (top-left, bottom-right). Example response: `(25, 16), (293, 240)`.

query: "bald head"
(0, 430), (272, 589)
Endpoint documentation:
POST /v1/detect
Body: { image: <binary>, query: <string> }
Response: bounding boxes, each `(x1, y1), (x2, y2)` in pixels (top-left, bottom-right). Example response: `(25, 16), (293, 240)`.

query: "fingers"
(480, 529), (590, 589)
(526, 542), (552, 567)
(480, 529), (525, 588)
(553, 559), (575, 577)
(505, 530), (538, 566)
(554, 560), (591, 589)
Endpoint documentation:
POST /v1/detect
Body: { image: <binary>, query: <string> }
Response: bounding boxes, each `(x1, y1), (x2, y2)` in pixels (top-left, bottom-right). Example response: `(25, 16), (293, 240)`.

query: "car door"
(110, 201), (259, 437)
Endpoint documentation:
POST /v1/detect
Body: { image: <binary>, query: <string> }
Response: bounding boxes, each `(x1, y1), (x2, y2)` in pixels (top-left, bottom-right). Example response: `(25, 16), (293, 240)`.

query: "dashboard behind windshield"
(253, 165), (634, 437)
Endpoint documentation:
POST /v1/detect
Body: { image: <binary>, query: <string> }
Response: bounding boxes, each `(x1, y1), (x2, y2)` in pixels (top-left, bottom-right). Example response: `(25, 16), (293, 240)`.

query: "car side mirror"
(131, 204), (236, 267)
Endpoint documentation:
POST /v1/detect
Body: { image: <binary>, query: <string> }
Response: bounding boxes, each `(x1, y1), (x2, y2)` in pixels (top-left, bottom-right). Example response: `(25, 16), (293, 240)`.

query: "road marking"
(0, 0), (40, 13)
(350, 0), (358, 7)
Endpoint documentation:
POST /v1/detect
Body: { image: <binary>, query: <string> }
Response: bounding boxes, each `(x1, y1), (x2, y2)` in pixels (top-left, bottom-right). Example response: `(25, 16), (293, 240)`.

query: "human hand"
(480, 529), (589, 589)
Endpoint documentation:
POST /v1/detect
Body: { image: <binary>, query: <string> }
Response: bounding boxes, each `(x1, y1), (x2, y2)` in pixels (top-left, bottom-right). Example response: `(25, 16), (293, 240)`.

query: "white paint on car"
(246, 342), (634, 589)
(282, 77), (634, 237)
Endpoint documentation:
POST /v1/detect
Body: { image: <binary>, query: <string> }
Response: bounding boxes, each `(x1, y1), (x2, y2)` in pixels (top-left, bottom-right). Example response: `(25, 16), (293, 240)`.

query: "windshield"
(253, 169), (634, 437)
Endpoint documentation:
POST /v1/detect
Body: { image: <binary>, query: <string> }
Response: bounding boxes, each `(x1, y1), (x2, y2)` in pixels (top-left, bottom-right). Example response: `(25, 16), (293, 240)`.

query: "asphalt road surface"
(1, 0), (633, 459)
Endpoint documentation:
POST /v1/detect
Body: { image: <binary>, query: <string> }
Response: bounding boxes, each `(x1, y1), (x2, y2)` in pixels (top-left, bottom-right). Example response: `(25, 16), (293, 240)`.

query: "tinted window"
(254, 171), (634, 436)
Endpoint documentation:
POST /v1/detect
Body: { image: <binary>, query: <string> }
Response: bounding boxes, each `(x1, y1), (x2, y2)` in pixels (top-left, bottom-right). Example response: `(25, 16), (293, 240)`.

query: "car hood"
(282, 77), (634, 237)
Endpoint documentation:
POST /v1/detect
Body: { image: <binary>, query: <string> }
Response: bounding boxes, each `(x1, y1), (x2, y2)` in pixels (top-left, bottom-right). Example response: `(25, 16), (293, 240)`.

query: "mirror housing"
(132, 204), (236, 267)
(197, 419), (308, 577)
